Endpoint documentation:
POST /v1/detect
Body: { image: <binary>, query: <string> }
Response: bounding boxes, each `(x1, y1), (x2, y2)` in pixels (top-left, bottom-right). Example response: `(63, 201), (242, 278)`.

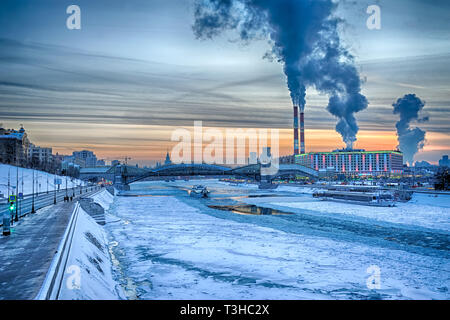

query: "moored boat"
(313, 189), (395, 207)
(190, 185), (209, 198)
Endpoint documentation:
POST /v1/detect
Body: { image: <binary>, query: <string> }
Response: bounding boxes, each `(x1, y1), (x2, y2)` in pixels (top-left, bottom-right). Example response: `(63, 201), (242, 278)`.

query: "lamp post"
(14, 166), (19, 222)
(31, 169), (35, 213)
(54, 176), (57, 205)
(7, 168), (10, 199)
(20, 169), (23, 218)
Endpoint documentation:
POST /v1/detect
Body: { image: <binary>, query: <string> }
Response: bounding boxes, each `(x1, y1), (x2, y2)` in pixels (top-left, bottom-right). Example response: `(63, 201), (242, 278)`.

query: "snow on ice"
(103, 180), (450, 300)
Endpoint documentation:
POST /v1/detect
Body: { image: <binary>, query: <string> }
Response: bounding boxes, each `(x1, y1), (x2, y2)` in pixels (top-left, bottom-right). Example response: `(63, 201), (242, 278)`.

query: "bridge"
(124, 163), (232, 184)
(272, 164), (319, 179)
(102, 162), (319, 186)
(230, 163), (318, 179)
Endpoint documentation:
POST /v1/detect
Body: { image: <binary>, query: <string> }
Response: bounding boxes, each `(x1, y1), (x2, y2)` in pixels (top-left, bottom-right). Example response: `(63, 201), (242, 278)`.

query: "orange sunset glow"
(12, 119), (448, 166)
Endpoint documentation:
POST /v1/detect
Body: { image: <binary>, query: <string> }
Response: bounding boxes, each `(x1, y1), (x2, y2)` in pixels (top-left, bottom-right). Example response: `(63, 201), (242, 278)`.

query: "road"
(0, 187), (100, 300)
(0, 185), (97, 225)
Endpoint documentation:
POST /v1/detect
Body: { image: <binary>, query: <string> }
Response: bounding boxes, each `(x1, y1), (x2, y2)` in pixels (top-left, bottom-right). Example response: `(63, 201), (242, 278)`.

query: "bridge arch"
(273, 164), (319, 179)
(116, 163), (318, 185)
(125, 163), (232, 184)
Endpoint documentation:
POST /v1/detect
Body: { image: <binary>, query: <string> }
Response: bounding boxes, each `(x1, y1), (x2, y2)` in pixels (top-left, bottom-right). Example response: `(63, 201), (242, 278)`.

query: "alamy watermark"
(367, 5), (381, 30)
(170, 121), (279, 175)
(66, 5), (81, 30)
(66, 4), (380, 31)
(66, 265), (81, 290)
(366, 265), (381, 289)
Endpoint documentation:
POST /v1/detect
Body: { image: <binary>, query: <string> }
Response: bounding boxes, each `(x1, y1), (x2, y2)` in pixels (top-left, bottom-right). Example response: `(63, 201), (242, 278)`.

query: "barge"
(313, 189), (395, 207)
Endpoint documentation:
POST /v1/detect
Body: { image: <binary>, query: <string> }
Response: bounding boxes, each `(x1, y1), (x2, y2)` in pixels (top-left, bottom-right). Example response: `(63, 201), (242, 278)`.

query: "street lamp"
(31, 169), (36, 213)
(20, 169), (23, 218)
(54, 177), (57, 205)
(14, 166), (19, 222)
(7, 168), (10, 199)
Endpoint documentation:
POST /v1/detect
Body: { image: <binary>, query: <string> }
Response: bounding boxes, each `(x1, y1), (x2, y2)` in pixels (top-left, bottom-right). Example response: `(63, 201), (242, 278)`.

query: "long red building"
(295, 149), (404, 176)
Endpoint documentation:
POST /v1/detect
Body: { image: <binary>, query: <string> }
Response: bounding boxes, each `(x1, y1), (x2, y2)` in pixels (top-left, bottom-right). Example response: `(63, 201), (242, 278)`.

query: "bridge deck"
(119, 163), (319, 185)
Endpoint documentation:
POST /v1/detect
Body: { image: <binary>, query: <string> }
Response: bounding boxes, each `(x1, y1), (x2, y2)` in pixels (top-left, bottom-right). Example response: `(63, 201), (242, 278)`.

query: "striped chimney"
(293, 105), (299, 155)
(300, 111), (305, 154)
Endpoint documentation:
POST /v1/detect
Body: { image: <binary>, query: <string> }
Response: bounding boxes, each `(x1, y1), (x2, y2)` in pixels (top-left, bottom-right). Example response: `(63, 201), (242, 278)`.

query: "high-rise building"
(0, 126), (30, 166)
(72, 150), (97, 167)
(439, 155), (449, 167)
(28, 143), (52, 166)
(248, 152), (258, 165)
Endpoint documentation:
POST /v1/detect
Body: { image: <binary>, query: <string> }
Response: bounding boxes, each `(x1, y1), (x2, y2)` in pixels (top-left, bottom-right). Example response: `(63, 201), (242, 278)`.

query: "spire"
(164, 150), (172, 165)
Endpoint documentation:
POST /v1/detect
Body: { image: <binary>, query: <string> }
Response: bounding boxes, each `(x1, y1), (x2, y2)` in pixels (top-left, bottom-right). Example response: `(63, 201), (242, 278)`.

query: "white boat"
(190, 185), (209, 198)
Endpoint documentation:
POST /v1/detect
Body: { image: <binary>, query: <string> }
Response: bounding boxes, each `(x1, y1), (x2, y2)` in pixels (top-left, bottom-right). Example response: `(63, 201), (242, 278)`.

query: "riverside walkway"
(0, 187), (100, 300)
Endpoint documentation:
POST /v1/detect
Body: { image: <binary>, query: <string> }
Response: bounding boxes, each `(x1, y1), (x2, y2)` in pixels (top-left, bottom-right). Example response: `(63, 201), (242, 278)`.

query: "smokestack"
(193, 0), (368, 150)
(300, 111), (305, 154)
(293, 105), (299, 155)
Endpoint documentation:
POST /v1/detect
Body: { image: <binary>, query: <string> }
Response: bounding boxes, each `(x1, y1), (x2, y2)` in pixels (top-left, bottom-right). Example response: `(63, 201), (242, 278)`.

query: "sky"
(0, 0), (449, 166)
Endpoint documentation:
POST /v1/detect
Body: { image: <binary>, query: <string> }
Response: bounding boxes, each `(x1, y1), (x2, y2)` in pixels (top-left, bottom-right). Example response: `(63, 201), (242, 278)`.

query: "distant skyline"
(1, 0), (449, 166)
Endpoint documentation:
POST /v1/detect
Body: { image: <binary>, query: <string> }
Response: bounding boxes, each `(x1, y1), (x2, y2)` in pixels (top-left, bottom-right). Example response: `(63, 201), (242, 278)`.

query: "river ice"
(104, 180), (449, 300)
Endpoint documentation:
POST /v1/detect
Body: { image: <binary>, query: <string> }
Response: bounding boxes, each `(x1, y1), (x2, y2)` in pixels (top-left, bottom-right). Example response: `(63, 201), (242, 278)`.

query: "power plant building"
(295, 149), (404, 175)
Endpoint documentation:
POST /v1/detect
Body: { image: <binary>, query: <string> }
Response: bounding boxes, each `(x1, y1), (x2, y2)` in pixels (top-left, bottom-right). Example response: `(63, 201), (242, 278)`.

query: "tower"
(300, 110), (305, 154)
(293, 105), (299, 155)
(164, 151), (172, 165)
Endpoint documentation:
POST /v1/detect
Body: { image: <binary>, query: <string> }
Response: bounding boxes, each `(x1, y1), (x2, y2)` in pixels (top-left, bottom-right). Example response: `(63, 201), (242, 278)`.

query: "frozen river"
(104, 179), (450, 300)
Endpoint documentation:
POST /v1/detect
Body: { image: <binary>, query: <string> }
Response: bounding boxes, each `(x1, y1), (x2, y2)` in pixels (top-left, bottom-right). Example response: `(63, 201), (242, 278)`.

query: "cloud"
(0, 38), (448, 158)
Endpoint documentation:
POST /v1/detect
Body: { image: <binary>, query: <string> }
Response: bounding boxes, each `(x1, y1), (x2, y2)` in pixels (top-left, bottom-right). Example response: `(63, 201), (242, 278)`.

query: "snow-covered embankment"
(57, 189), (123, 299)
(0, 163), (85, 197)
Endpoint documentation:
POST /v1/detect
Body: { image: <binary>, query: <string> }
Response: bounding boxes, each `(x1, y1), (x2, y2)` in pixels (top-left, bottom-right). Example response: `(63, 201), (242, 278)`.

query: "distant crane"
(123, 157), (132, 165)
(99, 156), (131, 166)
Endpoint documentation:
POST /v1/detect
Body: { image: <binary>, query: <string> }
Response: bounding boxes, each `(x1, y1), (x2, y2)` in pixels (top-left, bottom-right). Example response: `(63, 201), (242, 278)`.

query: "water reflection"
(208, 204), (293, 216)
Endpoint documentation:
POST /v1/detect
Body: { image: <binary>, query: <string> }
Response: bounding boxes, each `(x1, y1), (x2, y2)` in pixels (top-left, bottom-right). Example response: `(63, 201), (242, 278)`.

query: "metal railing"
(35, 202), (81, 300)
(0, 185), (99, 226)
